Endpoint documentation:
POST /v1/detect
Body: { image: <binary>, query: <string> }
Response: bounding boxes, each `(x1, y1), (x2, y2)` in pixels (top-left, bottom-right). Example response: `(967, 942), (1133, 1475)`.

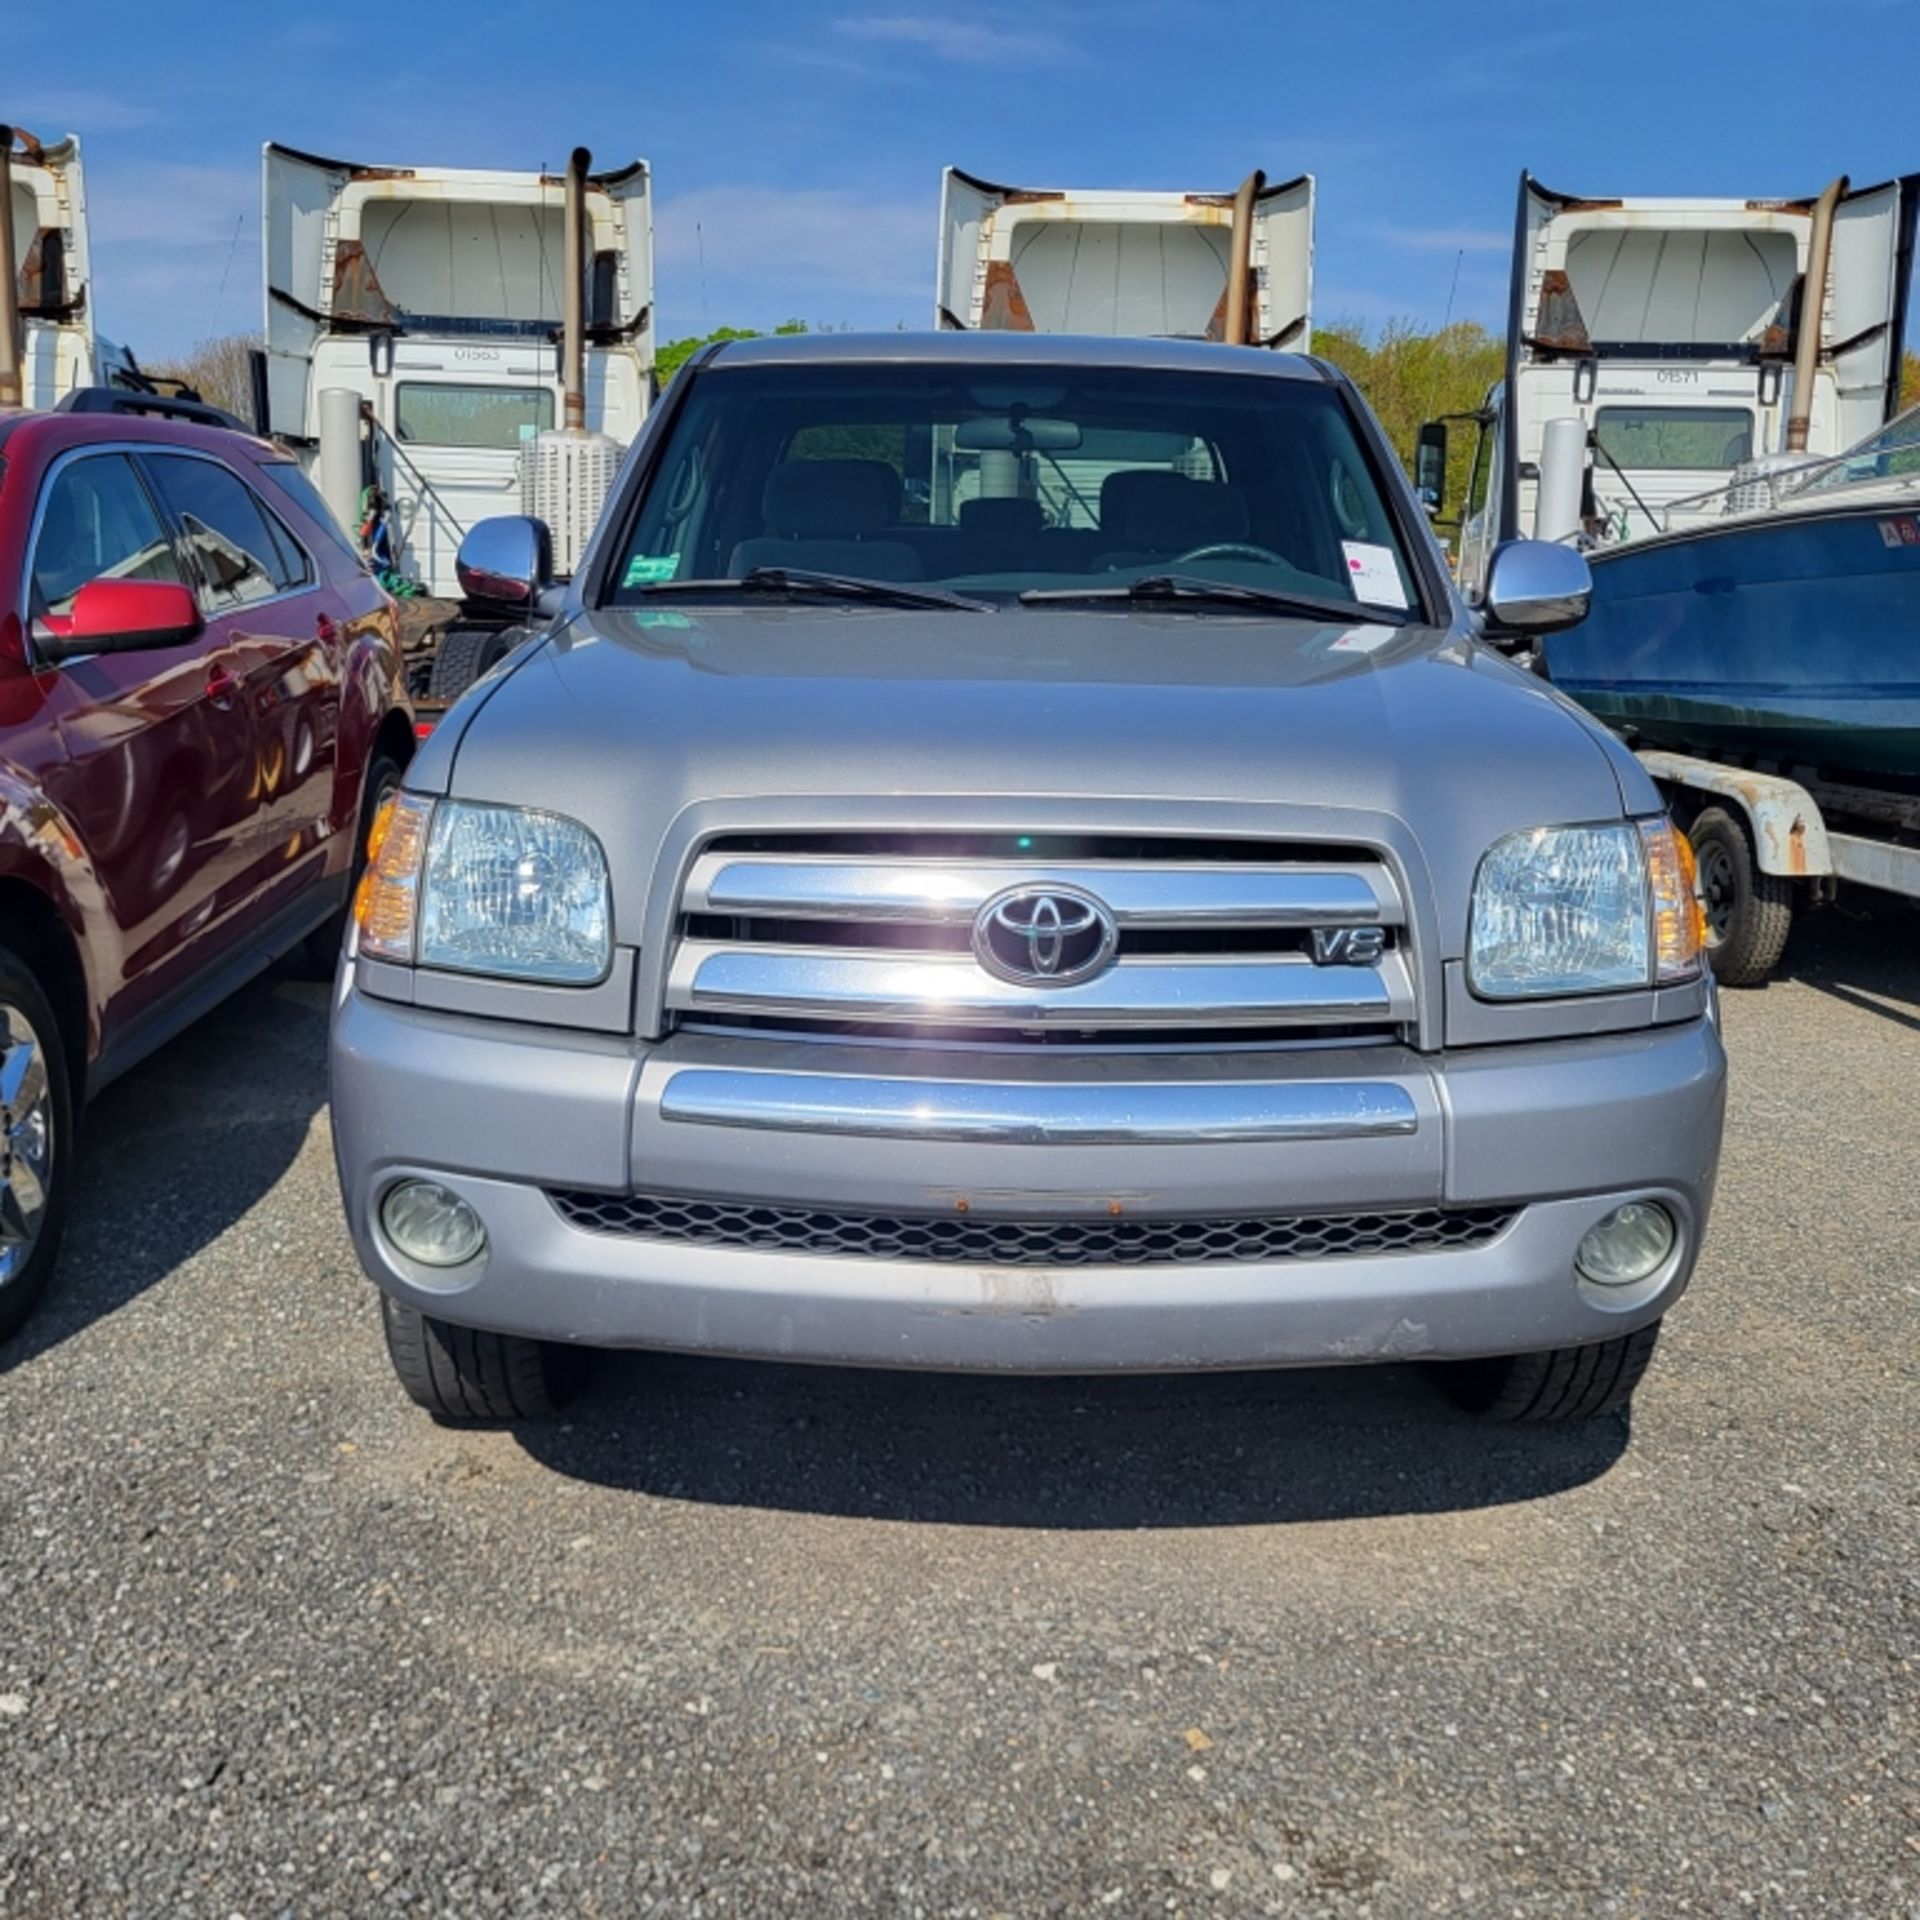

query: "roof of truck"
(704, 330), (1330, 380)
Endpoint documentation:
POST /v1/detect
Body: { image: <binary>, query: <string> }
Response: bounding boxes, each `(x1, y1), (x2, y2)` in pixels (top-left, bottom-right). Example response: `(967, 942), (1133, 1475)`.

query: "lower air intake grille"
(548, 1191), (1516, 1267)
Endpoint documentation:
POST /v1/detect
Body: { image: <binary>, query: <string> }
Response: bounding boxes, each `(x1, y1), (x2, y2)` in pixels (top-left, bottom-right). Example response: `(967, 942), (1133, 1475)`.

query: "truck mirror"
(1415, 422), (1448, 515)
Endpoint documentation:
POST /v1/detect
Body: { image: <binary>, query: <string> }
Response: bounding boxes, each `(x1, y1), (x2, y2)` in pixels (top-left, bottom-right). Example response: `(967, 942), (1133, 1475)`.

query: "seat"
(1093, 473), (1251, 570)
(729, 459), (924, 581)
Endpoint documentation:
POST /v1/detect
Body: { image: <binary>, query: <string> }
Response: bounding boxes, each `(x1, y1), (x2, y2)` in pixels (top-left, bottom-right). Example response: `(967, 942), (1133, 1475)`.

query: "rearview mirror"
(1414, 422), (1448, 515)
(457, 516), (555, 608)
(953, 417), (1083, 453)
(1483, 540), (1591, 638)
(36, 580), (204, 662)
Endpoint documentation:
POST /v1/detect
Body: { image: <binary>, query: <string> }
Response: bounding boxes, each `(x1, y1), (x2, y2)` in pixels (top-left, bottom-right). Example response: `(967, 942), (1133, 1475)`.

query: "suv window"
(145, 454), (309, 607)
(257, 460), (365, 564)
(29, 453), (186, 621)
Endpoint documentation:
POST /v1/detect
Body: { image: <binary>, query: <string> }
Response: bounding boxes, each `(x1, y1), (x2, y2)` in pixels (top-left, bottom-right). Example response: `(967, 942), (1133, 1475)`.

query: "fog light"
(381, 1179), (486, 1268)
(1576, 1201), (1676, 1286)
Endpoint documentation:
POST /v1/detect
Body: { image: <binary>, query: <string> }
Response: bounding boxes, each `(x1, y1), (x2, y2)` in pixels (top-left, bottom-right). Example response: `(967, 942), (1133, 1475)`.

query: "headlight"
(355, 794), (612, 984)
(1469, 820), (1702, 999)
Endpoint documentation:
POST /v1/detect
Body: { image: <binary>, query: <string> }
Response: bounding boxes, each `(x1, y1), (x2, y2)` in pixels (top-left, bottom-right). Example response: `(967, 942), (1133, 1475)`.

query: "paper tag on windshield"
(623, 553), (680, 587)
(1341, 542), (1408, 610)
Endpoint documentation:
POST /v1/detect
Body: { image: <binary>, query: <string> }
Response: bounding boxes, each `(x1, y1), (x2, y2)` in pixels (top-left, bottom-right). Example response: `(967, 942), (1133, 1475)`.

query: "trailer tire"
(1689, 807), (1792, 987)
(427, 625), (524, 702)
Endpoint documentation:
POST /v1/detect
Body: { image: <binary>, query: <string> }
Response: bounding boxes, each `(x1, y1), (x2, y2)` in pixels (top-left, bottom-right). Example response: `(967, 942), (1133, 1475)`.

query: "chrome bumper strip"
(658, 1069), (1422, 1145)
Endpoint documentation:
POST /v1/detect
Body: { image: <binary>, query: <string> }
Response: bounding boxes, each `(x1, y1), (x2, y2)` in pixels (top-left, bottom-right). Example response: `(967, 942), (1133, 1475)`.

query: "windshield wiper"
(1020, 574), (1407, 625)
(636, 567), (992, 612)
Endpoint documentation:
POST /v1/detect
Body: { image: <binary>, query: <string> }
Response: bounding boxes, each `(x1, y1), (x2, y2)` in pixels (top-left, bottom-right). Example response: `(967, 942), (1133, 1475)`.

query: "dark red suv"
(0, 394), (413, 1338)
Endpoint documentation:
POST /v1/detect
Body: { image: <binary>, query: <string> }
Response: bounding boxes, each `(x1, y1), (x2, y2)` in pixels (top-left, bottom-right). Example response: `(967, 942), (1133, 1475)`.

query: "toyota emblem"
(971, 884), (1119, 987)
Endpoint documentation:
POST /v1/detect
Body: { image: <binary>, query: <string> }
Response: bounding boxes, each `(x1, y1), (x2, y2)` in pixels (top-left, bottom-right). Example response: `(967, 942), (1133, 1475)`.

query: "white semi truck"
(1, 126), (145, 410)
(1433, 170), (1918, 597)
(262, 143), (654, 599)
(937, 167), (1313, 348)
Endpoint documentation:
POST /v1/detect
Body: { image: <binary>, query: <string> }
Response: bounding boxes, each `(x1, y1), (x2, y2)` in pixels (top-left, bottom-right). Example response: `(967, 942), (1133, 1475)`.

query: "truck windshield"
(610, 362), (1421, 615)
(1594, 406), (1754, 472)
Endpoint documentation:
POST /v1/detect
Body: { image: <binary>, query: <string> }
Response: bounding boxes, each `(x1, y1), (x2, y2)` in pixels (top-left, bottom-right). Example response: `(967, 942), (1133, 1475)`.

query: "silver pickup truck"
(330, 332), (1725, 1427)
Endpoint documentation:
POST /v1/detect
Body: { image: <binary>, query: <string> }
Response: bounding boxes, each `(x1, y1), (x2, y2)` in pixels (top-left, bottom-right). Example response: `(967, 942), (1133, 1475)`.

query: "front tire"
(1689, 806), (1792, 987)
(0, 948), (75, 1344)
(1443, 1321), (1662, 1422)
(380, 1294), (582, 1422)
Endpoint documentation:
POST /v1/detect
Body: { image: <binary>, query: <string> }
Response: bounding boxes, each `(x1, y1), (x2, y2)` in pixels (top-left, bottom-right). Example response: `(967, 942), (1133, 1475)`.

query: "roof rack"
(54, 387), (252, 435)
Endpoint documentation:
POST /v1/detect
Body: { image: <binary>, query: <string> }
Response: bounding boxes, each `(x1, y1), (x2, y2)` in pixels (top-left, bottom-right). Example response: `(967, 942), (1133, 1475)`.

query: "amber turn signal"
(354, 793), (433, 964)
(1641, 818), (1705, 984)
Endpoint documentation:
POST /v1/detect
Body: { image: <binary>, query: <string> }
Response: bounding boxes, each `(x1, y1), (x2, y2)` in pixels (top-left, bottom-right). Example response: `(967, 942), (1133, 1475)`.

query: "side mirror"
(457, 516), (555, 609)
(36, 580), (204, 662)
(1483, 540), (1592, 638)
(1414, 421), (1448, 516)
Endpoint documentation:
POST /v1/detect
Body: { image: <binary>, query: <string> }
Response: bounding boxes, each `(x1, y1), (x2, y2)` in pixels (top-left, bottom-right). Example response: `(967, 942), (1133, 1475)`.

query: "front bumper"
(330, 980), (1726, 1372)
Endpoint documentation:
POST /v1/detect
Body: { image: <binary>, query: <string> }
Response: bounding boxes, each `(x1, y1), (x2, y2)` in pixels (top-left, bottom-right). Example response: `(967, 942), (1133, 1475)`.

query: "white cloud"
(1371, 225), (1510, 255)
(833, 12), (1063, 63)
(84, 163), (261, 356)
(654, 185), (931, 328)
(5, 89), (164, 135)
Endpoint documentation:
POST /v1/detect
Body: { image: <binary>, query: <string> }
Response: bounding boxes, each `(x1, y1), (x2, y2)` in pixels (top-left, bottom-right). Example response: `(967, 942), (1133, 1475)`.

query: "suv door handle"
(205, 665), (238, 710)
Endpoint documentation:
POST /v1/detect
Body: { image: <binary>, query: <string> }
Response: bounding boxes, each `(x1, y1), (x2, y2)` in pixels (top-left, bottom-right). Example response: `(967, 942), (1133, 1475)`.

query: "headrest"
(1100, 467), (1159, 531)
(1120, 473), (1251, 552)
(959, 496), (1044, 540)
(761, 459), (901, 538)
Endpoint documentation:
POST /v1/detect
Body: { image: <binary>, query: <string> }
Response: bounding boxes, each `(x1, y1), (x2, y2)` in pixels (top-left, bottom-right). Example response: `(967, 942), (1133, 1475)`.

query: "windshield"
(1594, 406), (1754, 473)
(1786, 403), (1920, 499)
(608, 361), (1422, 615)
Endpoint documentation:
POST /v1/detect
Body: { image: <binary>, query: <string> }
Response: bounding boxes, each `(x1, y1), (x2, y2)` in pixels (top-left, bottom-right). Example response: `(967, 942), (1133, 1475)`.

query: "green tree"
(1315, 318), (1504, 517)
(655, 319), (808, 388)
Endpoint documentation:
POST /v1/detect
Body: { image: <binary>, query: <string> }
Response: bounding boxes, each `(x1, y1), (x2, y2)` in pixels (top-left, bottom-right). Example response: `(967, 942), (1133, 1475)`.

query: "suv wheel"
(380, 1294), (583, 1422)
(0, 948), (75, 1343)
(1689, 806), (1792, 987)
(1443, 1321), (1662, 1422)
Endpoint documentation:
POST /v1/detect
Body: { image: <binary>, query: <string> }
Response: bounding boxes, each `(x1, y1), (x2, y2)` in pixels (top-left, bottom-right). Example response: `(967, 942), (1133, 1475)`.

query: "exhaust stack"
(1224, 169), (1266, 347)
(1787, 175), (1848, 454)
(563, 145), (590, 432)
(0, 128), (22, 410)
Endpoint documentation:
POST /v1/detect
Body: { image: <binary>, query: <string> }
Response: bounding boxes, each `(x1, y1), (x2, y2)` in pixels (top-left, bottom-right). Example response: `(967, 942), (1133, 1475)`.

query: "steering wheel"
(1170, 542), (1290, 569)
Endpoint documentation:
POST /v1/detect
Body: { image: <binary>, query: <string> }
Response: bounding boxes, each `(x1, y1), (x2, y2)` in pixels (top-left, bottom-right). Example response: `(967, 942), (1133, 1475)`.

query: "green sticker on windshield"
(623, 553), (680, 587)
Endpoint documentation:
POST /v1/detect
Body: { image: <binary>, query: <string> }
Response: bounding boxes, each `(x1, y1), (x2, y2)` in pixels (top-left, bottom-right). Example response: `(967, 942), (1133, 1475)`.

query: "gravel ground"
(1, 908), (1915, 1919)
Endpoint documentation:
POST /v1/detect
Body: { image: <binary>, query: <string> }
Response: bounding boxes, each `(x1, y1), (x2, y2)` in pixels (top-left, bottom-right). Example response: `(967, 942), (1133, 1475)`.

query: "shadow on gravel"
(0, 964), (329, 1372)
(1771, 895), (1920, 1022)
(516, 1353), (1631, 1528)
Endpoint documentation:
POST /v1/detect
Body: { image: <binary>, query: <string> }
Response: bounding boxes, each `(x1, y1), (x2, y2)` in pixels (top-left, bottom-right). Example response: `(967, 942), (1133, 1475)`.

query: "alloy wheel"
(0, 1002), (55, 1286)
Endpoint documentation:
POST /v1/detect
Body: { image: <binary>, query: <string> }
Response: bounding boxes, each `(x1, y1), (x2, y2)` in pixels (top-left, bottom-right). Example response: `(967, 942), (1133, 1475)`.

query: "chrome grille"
(668, 833), (1413, 1043)
(549, 1191), (1515, 1267)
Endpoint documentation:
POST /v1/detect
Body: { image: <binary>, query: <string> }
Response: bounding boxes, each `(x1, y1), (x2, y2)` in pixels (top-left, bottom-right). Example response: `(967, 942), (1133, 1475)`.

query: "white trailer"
(1440, 170), (1919, 596)
(936, 167), (1313, 349)
(262, 144), (653, 595)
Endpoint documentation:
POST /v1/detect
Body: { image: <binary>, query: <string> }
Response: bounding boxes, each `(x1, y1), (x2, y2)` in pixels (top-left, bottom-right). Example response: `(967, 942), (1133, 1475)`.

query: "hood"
(425, 604), (1633, 956)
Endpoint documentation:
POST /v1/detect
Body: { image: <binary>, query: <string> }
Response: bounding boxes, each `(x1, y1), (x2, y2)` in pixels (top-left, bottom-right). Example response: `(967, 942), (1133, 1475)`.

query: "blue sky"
(11, 0), (1919, 361)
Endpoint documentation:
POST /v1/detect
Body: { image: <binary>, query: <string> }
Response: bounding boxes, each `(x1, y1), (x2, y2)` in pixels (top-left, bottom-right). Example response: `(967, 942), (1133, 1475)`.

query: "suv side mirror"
(1414, 421), (1448, 516)
(36, 580), (204, 663)
(457, 516), (555, 609)
(1483, 540), (1591, 638)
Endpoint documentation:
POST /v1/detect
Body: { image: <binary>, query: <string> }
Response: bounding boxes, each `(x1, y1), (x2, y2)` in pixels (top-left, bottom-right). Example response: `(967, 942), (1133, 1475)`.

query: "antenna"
(210, 211), (245, 337)
(1442, 248), (1463, 332)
